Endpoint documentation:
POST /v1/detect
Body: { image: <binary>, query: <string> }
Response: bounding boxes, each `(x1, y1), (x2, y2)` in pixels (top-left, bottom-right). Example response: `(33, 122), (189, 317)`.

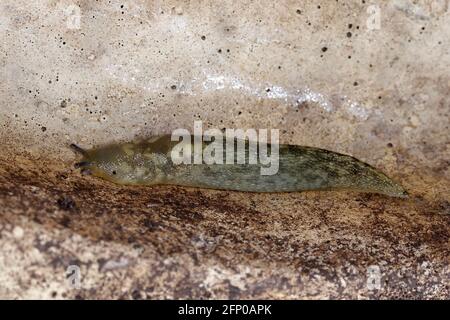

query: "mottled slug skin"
(72, 135), (408, 197)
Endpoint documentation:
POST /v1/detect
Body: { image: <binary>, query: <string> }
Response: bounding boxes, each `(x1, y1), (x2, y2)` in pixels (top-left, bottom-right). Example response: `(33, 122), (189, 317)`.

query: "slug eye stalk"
(71, 144), (92, 175)
(74, 161), (91, 168)
(70, 143), (88, 156)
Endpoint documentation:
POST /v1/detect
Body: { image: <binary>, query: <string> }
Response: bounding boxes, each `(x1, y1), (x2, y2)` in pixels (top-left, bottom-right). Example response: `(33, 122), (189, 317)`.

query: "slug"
(71, 135), (408, 197)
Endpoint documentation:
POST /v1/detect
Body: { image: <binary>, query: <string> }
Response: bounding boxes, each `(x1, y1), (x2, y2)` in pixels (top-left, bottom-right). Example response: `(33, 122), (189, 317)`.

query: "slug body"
(72, 135), (408, 197)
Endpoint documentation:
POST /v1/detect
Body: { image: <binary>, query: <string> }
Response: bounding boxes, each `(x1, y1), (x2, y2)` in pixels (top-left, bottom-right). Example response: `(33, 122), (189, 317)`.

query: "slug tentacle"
(70, 144), (88, 156)
(80, 168), (92, 175)
(72, 136), (408, 198)
(74, 161), (91, 168)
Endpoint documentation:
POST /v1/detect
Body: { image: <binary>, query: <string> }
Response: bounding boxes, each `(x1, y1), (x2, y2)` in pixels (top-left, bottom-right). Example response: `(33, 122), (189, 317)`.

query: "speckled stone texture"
(0, 0), (448, 299)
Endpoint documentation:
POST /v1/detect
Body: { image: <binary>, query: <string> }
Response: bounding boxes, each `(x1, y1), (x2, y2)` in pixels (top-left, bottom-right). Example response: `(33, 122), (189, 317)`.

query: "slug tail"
(276, 145), (409, 198)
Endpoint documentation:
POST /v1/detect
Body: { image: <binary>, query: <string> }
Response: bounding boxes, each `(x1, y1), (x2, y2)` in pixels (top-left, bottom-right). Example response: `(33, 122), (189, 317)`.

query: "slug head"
(71, 143), (163, 185)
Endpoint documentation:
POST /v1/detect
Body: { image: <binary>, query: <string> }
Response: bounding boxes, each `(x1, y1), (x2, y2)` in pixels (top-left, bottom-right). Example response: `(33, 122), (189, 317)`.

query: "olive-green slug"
(71, 135), (408, 197)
